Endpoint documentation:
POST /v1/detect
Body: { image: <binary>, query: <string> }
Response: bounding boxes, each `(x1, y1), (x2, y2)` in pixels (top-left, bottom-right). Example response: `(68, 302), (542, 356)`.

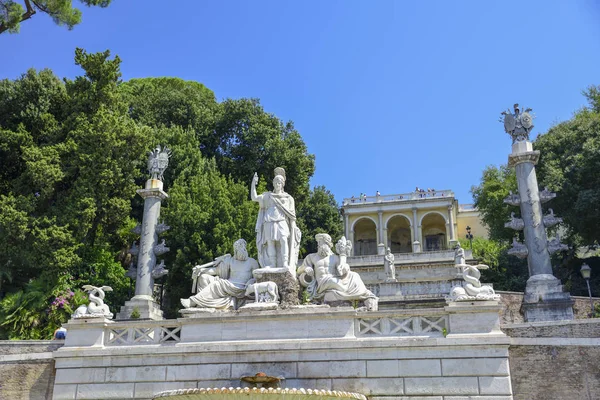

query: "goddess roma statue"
(251, 167), (301, 275)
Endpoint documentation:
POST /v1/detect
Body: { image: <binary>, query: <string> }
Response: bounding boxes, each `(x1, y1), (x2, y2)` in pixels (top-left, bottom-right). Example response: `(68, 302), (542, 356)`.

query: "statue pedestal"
(445, 300), (503, 336)
(253, 268), (299, 306)
(64, 316), (113, 347)
(522, 274), (574, 322)
(179, 308), (218, 317)
(116, 297), (164, 321)
(238, 302), (279, 311)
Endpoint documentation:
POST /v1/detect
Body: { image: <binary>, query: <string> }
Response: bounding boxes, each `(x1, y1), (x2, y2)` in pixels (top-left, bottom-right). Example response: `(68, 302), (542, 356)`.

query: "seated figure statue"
(298, 233), (378, 310)
(181, 239), (259, 310)
(447, 242), (500, 302)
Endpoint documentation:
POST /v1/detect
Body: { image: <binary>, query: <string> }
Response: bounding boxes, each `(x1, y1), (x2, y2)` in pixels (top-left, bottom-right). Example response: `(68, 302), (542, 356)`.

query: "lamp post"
(466, 226), (473, 249)
(580, 263), (594, 318)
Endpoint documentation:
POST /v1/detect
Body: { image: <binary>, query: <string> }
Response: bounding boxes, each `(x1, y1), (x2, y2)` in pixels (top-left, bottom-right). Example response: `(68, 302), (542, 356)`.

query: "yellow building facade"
(341, 190), (486, 256)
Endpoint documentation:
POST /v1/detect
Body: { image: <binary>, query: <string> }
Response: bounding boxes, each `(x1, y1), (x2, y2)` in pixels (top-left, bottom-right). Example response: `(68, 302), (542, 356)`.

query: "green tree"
(460, 237), (528, 292)
(535, 87), (600, 246)
(121, 82), (316, 206)
(0, 49), (144, 338)
(158, 126), (257, 317)
(0, 49), (341, 335)
(471, 165), (518, 243)
(297, 185), (343, 255)
(213, 98), (315, 206)
(471, 86), (600, 294)
(120, 77), (218, 149)
(0, 0), (111, 34)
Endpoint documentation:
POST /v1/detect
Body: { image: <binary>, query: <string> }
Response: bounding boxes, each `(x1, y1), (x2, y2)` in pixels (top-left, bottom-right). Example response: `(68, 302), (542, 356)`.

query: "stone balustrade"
(342, 190), (454, 205)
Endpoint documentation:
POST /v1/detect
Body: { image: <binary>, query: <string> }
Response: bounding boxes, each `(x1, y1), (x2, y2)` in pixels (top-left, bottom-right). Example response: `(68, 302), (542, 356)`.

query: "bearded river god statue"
(180, 239), (260, 310)
(251, 167), (301, 276)
(297, 234), (378, 310)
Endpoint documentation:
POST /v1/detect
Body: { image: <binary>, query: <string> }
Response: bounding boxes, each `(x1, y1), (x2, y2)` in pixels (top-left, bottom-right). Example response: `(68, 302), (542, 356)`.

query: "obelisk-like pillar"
(117, 146), (171, 320)
(133, 179), (168, 300)
(502, 105), (573, 322)
(509, 141), (553, 277)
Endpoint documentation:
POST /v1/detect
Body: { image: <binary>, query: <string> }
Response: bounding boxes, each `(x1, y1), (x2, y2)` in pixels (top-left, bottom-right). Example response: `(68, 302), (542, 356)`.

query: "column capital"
(508, 150), (540, 167)
(137, 188), (169, 200)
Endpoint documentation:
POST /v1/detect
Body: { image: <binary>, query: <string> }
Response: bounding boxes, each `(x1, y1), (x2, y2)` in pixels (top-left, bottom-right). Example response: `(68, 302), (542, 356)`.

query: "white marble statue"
(181, 239), (259, 310)
(72, 285), (113, 319)
(384, 247), (396, 281)
(454, 242), (465, 265)
(297, 233), (378, 310)
(447, 243), (500, 302)
(253, 281), (279, 303)
(251, 167), (301, 275)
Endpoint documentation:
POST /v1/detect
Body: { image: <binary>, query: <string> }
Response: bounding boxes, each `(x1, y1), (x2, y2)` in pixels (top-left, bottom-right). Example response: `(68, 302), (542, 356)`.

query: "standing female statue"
(251, 167), (301, 275)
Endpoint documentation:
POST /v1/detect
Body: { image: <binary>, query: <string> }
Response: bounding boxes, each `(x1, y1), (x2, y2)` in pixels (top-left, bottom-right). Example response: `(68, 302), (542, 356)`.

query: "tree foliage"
(471, 165), (518, 243)
(0, 49), (144, 337)
(0, 48), (342, 332)
(298, 186), (343, 254)
(535, 88), (600, 246)
(0, 0), (111, 34)
(460, 237), (528, 292)
(471, 86), (600, 294)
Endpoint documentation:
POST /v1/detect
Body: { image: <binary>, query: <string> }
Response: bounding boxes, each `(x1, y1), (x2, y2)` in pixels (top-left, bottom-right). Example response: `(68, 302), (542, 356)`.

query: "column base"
(522, 274), (574, 322)
(116, 298), (164, 320)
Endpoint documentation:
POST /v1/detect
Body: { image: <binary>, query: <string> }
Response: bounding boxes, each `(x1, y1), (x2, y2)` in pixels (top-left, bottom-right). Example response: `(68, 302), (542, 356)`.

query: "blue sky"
(2, 0), (600, 206)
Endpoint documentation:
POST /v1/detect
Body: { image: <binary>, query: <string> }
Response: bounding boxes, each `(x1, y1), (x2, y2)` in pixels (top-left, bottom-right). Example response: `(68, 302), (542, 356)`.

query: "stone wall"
(52, 306), (513, 399)
(505, 319), (600, 400)
(0, 340), (63, 399)
(497, 291), (599, 324)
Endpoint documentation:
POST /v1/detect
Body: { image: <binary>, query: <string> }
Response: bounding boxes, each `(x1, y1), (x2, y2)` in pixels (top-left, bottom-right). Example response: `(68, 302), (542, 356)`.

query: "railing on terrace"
(106, 322), (181, 346)
(458, 204), (477, 212)
(103, 310), (449, 346)
(356, 314), (448, 337)
(343, 190), (454, 206)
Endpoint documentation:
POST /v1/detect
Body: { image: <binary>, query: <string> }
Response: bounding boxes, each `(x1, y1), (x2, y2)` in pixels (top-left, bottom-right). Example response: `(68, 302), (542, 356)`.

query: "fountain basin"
(154, 387), (366, 400)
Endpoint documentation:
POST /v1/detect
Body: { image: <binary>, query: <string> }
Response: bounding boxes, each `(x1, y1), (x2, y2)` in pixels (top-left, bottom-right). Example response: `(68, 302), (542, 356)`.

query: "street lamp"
(580, 263), (594, 318)
(466, 226), (473, 249)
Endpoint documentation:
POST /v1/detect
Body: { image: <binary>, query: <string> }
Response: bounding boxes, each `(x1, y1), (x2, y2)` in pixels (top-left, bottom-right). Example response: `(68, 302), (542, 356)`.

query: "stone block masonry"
(506, 319), (600, 400)
(52, 306), (513, 399)
(0, 340), (63, 399)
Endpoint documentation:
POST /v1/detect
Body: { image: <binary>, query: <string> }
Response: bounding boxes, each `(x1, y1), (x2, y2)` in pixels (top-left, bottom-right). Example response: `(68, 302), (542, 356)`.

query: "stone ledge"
(54, 336), (512, 360)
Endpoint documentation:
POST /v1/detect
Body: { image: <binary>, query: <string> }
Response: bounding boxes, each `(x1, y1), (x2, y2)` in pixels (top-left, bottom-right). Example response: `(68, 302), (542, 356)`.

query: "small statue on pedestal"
(384, 247), (396, 281)
(73, 285), (114, 319)
(447, 243), (499, 302)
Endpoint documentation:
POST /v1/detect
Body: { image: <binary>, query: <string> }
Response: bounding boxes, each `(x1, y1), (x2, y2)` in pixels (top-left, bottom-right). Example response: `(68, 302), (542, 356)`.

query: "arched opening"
(353, 218), (377, 256)
(421, 213), (447, 252)
(387, 215), (412, 253)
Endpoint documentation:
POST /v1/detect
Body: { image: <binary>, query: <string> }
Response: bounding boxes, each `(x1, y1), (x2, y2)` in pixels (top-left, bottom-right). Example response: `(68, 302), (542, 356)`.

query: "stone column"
(507, 139), (573, 322)
(378, 211), (384, 247)
(447, 205), (456, 242)
(134, 181), (168, 299)
(510, 142), (553, 277)
(349, 230), (355, 256)
(118, 179), (168, 320)
(117, 146), (171, 321)
(412, 207), (421, 253)
(383, 227), (388, 249)
(343, 214), (349, 240)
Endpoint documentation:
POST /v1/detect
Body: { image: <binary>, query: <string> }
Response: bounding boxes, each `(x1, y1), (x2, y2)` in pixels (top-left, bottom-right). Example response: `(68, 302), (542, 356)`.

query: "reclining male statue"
(297, 233), (378, 310)
(181, 239), (259, 310)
